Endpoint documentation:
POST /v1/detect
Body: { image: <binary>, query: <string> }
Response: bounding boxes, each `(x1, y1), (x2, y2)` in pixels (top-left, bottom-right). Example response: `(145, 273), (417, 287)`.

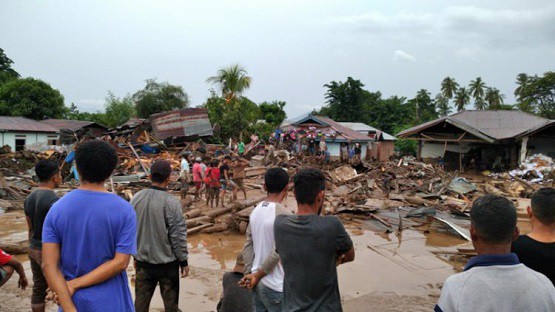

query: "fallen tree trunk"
(200, 224), (228, 234)
(186, 216), (212, 227)
(187, 223), (214, 235)
(185, 208), (203, 219)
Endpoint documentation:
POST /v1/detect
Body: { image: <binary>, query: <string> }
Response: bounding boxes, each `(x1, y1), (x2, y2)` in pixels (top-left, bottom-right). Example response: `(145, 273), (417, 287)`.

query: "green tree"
(102, 92), (135, 128)
(441, 77), (459, 100)
(259, 101), (287, 126)
(514, 73), (529, 101)
(408, 89), (437, 123)
(206, 64), (252, 104)
(454, 87), (470, 111)
(365, 95), (413, 135)
(469, 77), (487, 110)
(133, 78), (189, 118)
(322, 77), (366, 122)
(0, 77), (66, 119)
(485, 87), (504, 110)
(0, 48), (20, 85)
(435, 94), (452, 117)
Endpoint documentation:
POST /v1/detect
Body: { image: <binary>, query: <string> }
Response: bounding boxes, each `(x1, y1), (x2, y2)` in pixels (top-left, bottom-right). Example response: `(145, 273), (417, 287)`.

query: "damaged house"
(397, 110), (555, 171)
(149, 108), (213, 146)
(40, 119), (108, 144)
(0, 116), (59, 152)
(339, 122), (397, 162)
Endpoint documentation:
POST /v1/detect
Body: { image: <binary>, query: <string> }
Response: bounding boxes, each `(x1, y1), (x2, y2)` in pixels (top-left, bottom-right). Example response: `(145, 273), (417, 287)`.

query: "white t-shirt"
(180, 159), (189, 174)
(250, 202), (284, 292)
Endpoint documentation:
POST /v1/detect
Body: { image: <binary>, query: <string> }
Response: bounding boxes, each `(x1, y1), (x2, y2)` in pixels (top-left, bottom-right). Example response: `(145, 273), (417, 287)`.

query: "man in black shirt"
(512, 187), (555, 285)
(216, 254), (253, 312)
(24, 159), (61, 312)
(219, 156), (231, 207)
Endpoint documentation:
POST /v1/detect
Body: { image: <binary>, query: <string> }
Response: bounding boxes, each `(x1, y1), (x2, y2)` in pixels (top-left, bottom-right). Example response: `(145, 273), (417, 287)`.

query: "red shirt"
(0, 248), (12, 265)
(206, 167), (221, 187)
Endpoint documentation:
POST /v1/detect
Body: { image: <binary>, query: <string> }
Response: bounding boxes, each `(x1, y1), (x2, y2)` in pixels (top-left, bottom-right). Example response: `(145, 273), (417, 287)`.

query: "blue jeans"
(253, 283), (283, 312)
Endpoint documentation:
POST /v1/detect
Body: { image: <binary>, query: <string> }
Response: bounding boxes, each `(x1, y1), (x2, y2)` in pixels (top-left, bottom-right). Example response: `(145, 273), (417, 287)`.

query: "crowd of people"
(0, 138), (554, 312)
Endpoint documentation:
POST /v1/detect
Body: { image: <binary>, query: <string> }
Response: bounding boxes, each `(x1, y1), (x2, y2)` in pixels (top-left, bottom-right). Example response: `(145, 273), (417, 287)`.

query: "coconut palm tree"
(435, 94), (452, 117)
(514, 73), (529, 101)
(469, 77), (487, 109)
(206, 64), (252, 104)
(454, 87), (470, 111)
(441, 77), (459, 99)
(485, 87), (505, 110)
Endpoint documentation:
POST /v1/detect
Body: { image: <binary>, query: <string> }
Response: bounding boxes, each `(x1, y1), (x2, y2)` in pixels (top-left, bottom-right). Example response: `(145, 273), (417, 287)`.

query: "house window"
(15, 139), (26, 151)
(48, 139), (58, 145)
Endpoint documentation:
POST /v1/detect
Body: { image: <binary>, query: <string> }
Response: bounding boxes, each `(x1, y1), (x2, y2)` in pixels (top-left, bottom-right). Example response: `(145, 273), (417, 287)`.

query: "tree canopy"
(206, 64), (251, 104)
(0, 48), (20, 85)
(322, 77), (366, 122)
(133, 78), (189, 118)
(0, 77), (66, 120)
(514, 72), (555, 119)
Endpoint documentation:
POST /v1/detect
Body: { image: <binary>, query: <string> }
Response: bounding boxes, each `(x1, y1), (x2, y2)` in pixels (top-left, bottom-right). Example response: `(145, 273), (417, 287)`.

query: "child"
(0, 248), (28, 289)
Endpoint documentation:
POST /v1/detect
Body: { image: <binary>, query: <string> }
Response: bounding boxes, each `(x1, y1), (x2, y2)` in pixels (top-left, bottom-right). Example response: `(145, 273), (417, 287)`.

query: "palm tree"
(469, 77), (487, 109)
(454, 87), (470, 111)
(441, 77), (459, 99)
(435, 94), (452, 117)
(514, 73), (529, 101)
(485, 87), (505, 109)
(206, 64), (252, 104)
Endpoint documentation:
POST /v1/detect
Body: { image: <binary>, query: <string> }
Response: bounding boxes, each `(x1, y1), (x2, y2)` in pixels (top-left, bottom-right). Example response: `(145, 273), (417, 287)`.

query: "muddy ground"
(0, 188), (500, 311)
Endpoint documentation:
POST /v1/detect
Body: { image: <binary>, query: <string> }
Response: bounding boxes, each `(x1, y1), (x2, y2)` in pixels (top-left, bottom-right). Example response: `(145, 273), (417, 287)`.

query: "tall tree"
(516, 72), (555, 118)
(133, 78), (189, 118)
(322, 77), (366, 122)
(0, 48), (20, 85)
(206, 64), (252, 104)
(485, 87), (504, 110)
(469, 77), (487, 109)
(454, 87), (470, 111)
(259, 101), (287, 126)
(0, 77), (66, 119)
(409, 89), (437, 123)
(103, 92), (135, 128)
(435, 94), (452, 117)
(514, 73), (529, 101)
(441, 77), (459, 99)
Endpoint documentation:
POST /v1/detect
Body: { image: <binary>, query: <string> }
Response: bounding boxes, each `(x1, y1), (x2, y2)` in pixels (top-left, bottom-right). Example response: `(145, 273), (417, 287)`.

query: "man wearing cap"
(131, 160), (189, 312)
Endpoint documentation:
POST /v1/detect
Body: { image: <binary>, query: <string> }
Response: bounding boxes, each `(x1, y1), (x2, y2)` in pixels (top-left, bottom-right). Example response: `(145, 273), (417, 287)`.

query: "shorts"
(194, 182), (202, 190)
(0, 267), (7, 281)
(220, 179), (228, 190)
(29, 248), (48, 305)
(233, 178), (245, 189)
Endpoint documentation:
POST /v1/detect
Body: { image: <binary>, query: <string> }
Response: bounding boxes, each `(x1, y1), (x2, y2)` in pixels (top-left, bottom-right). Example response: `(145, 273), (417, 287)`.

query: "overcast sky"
(2, 0), (554, 119)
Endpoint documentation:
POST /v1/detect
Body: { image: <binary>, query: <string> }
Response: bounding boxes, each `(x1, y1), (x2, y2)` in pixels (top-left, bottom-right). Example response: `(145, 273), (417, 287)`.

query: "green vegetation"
(0, 78), (66, 120)
(133, 79), (189, 118)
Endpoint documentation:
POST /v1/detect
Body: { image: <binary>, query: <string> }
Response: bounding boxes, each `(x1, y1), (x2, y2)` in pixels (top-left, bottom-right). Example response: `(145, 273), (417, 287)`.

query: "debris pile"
(509, 154), (555, 183)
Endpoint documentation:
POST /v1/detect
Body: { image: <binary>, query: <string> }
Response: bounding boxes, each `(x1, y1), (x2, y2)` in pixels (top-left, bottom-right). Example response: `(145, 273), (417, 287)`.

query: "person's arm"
(334, 217), (355, 265)
(25, 215), (33, 241)
(241, 223), (254, 274)
(42, 243), (76, 312)
(165, 198), (189, 277)
(6, 258), (28, 290)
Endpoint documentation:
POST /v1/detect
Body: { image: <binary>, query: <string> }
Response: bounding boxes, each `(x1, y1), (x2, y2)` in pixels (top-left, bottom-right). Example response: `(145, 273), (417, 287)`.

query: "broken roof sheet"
(397, 110), (550, 141)
(150, 108), (213, 140)
(0, 116), (59, 133)
(40, 119), (107, 132)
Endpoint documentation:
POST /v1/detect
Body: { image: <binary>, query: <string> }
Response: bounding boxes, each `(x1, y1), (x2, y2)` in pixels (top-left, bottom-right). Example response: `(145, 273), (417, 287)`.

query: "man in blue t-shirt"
(42, 140), (136, 312)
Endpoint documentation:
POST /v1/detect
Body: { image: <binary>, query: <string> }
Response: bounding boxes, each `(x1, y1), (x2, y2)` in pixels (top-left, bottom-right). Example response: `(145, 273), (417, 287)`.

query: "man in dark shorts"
(274, 168), (355, 311)
(0, 248), (28, 290)
(219, 156), (232, 206)
(512, 187), (555, 285)
(231, 157), (249, 201)
(132, 160), (189, 312)
(217, 254), (253, 312)
(24, 159), (61, 312)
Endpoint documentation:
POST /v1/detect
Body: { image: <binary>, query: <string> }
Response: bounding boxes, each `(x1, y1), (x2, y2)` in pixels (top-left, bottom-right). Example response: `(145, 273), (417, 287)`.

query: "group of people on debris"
(179, 153), (250, 208)
(0, 138), (554, 312)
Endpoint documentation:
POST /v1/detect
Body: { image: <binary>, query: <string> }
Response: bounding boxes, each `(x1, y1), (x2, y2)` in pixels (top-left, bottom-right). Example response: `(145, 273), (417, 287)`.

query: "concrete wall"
(528, 137), (555, 158)
(0, 132), (59, 151)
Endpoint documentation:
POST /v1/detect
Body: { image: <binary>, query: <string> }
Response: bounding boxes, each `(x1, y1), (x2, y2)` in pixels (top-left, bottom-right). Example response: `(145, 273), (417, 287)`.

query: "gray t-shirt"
(274, 214), (353, 312)
(24, 189), (59, 249)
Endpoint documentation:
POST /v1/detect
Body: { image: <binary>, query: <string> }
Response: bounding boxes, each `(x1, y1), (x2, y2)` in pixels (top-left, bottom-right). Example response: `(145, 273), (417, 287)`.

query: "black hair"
(531, 187), (555, 224)
(224, 155), (231, 160)
(211, 159), (219, 167)
(35, 159), (59, 182)
(151, 172), (168, 183)
(470, 195), (517, 244)
(293, 168), (326, 205)
(264, 167), (289, 194)
(75, 140), (118, 183)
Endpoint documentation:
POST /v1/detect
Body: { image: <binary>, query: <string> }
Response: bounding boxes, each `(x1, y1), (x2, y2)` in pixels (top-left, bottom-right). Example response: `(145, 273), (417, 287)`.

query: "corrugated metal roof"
(0, 116), (59, 133)
(516, 120), (555, 139)
(338, 122), (397, 141)
(121, 118), (146, 128)
(397, 110), (550, 141)
(150, 108), (213, 140)
(40, 119), (107, 132)
(285, 113), (373, 142)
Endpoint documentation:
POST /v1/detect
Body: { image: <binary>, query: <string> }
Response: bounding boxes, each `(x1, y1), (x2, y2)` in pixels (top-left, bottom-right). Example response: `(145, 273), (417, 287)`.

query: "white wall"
(0, 132), (59, 151)
(326, 142), (368, 158)
(421, 142), (472, 158)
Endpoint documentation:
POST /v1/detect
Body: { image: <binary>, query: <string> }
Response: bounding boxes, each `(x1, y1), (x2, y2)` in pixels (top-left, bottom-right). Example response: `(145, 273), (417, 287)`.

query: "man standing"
(192, 157), (203, 201)
(24, 159), (61, 312)
(219, 156), (232, 207)
(274, 168), (355, 311)
(42, 140), (136, 312)
(319, 138), (327, 154)
(240, 168), (290, 311)
(238, 141), (246, 156)
(179, 153), (191, 200)
(436, 195), (555, 312)
(512, 187), (555, 285)
(231, 157), (249, 202)
(132, 160), (189, 312)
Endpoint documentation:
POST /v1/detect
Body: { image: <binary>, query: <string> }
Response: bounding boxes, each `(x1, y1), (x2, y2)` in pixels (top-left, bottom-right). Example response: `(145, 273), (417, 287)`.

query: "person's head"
(150, 160), (172, 185)
(293, 168), (326, 214)
(75, 140), (118, 184)
(264, 167), (289, 198)
(211, 159), (219, 167)
(470, 195), (518, 251)
(195, 157), (202, 163)
(35, 159), (61, 187)
(529, 187), (555, 226)
(203, 156), (211, 165)
(223, 155), (231, 164)
(181, 152), (190, 160)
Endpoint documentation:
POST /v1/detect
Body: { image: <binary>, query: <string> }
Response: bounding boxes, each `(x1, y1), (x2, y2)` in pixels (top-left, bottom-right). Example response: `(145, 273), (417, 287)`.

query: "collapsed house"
(339, 122), (397, 162)
(149, 108), (214, 146)
(397, 110), (555, 171)
(0, 116), (59, 152)
(281, 114), (374, 159)
(40, 119), (108, 144)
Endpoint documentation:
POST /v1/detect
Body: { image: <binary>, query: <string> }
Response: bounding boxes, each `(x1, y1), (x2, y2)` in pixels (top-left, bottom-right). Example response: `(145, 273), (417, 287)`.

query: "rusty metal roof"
(285, 113), (374, 142)
(397, 110), (550, 141)
(121, 118), (146, 128)
(149, 108), (213, 140)
(40, 119), (107, 132)
(0, 116), (59, 133)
